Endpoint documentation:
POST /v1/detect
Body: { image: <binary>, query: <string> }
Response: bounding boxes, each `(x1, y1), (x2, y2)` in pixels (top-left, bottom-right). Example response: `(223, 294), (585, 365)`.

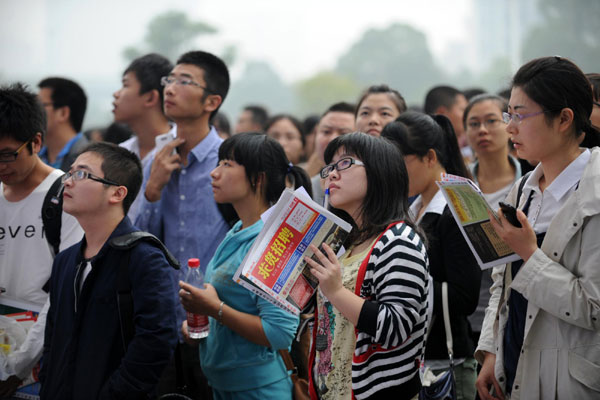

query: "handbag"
(419, 282), (457, 400)
(279, 349), (310, 400)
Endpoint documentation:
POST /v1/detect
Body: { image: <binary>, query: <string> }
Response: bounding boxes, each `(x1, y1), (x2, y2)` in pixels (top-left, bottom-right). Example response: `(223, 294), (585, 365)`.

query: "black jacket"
(40, 218), (178, 400)
(421, 206), (481, 359)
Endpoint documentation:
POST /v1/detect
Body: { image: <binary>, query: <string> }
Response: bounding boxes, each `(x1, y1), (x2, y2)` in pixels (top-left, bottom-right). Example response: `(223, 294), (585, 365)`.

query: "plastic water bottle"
(185, 258), (210, 339)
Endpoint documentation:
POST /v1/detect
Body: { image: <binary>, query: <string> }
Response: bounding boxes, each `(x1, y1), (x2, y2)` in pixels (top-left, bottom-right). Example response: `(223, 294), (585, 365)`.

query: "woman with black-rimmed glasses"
(476, 57), (600, 400)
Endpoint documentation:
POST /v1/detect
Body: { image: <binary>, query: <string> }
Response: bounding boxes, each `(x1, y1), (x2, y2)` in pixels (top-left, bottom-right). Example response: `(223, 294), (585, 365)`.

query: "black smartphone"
(499, 201), (522, 228)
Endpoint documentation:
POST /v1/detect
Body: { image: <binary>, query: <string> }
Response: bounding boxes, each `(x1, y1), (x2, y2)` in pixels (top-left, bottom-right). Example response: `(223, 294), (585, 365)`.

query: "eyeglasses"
(502, 111), (546, 125)
(466, 118), (504, 130)
(62, 169), (120, 186)
(320, 157), (364, 179)
(160, 76), (213, 93)
(0, 139), (32, 163)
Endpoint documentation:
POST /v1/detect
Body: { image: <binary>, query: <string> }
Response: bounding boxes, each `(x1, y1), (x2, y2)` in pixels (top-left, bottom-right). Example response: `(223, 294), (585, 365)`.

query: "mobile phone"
(154, 132), (177, 155)
(499, 201), (522, 228)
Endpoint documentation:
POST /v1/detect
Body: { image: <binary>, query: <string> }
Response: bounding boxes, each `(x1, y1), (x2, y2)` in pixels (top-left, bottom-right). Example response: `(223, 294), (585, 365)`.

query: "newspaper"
(233, 188), (352, 315)
(436, 173), (521, 270)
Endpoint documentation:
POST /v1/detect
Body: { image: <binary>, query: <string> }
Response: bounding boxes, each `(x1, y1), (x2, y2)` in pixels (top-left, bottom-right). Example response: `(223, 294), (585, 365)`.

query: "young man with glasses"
(40, 142), (178, 399)
(37, 77), (89, 172)
(135, 50), (231, 398)
(0, 84), (83, 397)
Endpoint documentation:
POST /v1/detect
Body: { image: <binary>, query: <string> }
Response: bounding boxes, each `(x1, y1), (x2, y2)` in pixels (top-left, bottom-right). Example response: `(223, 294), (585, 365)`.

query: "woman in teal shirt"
(179, 132), (311, 399)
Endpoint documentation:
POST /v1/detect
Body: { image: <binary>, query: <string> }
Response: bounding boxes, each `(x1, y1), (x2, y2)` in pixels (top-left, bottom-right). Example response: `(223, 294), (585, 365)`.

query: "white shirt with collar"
(409, 189), (447, 224)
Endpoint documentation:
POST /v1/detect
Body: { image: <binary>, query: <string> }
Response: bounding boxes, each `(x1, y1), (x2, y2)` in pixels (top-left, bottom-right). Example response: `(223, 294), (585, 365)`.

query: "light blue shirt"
(135, 127), (229, 326)
(39, 132), (84, 169)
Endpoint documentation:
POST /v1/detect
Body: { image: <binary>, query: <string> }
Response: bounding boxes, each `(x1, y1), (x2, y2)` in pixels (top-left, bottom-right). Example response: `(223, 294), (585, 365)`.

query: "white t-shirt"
(0, 169), (83, 308)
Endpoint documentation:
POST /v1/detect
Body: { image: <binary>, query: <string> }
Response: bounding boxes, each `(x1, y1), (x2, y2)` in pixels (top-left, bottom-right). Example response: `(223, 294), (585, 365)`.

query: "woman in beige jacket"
(475, 56), (600, 400)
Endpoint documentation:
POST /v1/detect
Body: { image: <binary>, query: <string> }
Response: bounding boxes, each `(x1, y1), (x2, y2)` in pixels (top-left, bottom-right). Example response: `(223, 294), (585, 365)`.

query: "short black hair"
(213, 112), (231, 137)
(0, 83), (46, 152)
(218, 132), (312, 205)
(243, 105), (269, 130)
(124, 53), (173, 109)
(38, 77), (87, 132)
(323, 132), (417, 244)
(463, 87), (486, 101)
(81, 142), (142, 215)
(322, 102), (356, 119)
(424, 85), (464, 114)
(356, 85), (406, 117)
(176, 51), (230, 120)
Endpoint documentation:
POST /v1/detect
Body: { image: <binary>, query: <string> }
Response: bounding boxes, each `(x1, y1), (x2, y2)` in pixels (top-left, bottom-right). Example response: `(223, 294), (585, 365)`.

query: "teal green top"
(199, 219), (299, 391)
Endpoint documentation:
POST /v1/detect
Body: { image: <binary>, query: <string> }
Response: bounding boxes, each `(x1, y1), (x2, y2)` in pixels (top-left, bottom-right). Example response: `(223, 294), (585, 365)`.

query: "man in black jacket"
(40, 142), (178, 399)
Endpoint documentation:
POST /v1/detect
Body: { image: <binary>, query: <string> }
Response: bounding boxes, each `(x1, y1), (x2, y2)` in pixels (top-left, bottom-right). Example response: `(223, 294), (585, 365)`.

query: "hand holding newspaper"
(233, 188), (351, 315)
(436, 173), (521, 270)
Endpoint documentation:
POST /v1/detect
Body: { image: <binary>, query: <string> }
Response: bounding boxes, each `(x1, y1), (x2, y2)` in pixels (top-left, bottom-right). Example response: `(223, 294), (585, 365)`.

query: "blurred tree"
(122, 10), (218, 63)
(294, 71), (361, 116)
(335, 23), (444, 105)
(521, 0), (600, 72)
(221, 61), (294, 119)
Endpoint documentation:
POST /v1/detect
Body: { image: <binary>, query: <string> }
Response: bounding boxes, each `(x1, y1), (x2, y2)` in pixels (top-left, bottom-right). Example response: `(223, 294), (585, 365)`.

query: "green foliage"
(122, 10), (217, 63)
(335, 23), (444, 105)
(294, 71), (361, 116)
(521, 0), (600, 72)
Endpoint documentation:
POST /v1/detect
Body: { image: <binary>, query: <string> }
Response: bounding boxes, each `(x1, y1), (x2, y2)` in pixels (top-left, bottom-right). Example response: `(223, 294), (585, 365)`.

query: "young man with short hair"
(40, 142), (178, 399)
(0, 83), (83, 397)
(37, 77), (89, 171)
(112, 53), (175, 220)
(234, 104), (268, 133)
(135, 50), (231, 398)
(310, 102), (356, 205)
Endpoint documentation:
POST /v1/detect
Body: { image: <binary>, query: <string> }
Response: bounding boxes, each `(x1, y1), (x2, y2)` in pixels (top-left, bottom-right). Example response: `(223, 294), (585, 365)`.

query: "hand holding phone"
(499, 202), (522, 228)
(154, 131), (177, 155)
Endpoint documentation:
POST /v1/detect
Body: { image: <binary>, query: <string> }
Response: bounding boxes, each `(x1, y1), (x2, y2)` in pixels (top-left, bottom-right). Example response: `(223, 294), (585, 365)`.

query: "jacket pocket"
(568, 350), (600, 392)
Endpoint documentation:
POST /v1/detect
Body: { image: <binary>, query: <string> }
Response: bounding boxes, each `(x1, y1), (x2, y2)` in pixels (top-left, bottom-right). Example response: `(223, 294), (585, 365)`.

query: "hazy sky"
(0, 0), (471, 83)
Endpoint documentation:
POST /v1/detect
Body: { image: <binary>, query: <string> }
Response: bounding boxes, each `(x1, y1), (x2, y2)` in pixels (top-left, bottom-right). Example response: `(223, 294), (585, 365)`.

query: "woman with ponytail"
(382, 112), (481, 400)
(475, 57), (600, 400)
(179, 132), (311, 399)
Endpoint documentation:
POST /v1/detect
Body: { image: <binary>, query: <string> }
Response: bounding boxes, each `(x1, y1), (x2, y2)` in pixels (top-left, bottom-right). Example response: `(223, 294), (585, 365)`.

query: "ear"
(56, 105), (71, 124)
(425, 148), (438, 166)
(202, 94), (223, 114)
(31, 132), (43, 153)
(143, 89), (161, 109)
(557, 107), (575, 134)
(108, 185), (128, 207)
(435, 105), (448, 116)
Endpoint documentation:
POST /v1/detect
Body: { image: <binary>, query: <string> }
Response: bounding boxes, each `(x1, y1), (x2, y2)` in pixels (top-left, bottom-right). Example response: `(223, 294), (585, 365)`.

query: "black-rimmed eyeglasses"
(62, 170), (120, 186)
(320, 157), (364, 179)
(0, 139), (32, 163)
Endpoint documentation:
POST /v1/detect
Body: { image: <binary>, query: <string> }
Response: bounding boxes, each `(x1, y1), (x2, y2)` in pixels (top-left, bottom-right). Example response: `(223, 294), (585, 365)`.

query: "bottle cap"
(188, 258), (200, 268)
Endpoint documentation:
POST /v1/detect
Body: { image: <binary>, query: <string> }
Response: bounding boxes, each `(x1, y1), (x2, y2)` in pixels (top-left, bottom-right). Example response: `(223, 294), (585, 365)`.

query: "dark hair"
(356, 85), (407, 117)
(463, 94), (508, 129)
(38, 77), (87, 132)
(124, 53), (173, 108)
(176, 51), (230, 120)
(102, 122), (134, 144)
(81, 142), (142, 214)
(213, 112), (231, 137)
(463, 87), (486, 101)
(322, 102), (356, 118)
(244, 105), (269, 130)
(218, 132), (312, 205)
(512, 57), (599, 143)
(265, 114), (306, 147)
(586, 73), (600, 102)
(383, 111), (471, 179)
(0, 83), (46, 152)
(424, 85), (464, 114)
(323, 132), (417, 244)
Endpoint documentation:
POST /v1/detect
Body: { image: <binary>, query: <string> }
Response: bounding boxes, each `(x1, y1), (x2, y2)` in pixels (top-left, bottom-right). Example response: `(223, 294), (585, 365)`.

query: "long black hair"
(323, 132), (417, 244)
(382, 111), (472, 179)
(218, 132), (312, 205)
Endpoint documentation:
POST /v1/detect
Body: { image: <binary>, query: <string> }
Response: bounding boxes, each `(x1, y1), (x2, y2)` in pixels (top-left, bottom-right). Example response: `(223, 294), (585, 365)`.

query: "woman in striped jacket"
(306, 132), (430, 400)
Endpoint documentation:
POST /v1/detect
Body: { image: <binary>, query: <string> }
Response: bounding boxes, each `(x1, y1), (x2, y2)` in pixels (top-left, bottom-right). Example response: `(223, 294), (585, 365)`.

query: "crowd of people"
(1, 50), (599, 400)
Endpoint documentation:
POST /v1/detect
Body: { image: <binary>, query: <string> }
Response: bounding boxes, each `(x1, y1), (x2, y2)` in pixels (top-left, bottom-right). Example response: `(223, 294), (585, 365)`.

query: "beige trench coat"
(476, 147), (600, 399)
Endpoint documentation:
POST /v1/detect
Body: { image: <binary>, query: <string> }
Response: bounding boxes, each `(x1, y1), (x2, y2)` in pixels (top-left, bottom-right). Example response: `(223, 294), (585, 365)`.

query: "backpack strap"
(109, 231), (180, 351)
(515, 171), (532, 208)
(42, 175), (64, 257)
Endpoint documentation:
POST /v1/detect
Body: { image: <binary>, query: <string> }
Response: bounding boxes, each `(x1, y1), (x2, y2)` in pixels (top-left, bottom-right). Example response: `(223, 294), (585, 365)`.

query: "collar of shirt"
(410, 189), (447, 223)
(39, 132), (83, 168)
(186, 126), (222, 166)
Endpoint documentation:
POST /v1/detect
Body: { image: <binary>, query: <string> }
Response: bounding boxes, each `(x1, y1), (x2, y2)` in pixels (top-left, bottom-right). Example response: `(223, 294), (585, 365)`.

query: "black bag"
(419, 282), (457, 400)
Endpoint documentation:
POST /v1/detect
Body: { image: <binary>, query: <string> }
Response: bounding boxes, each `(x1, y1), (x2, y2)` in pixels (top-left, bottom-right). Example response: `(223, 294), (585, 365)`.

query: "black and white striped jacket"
(351, 222), (429, 399)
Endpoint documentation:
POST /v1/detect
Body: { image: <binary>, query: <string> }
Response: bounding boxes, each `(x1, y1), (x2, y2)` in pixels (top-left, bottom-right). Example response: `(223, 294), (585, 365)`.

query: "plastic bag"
(0, 315), (27, 380)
